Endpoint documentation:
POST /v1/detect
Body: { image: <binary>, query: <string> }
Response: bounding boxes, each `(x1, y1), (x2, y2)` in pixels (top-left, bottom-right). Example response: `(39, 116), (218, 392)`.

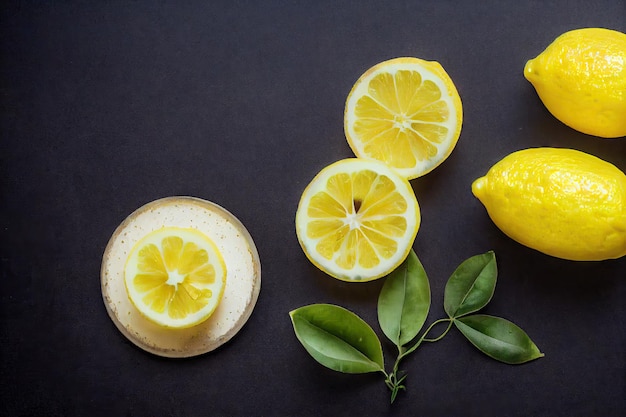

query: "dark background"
(1, 1), (625, 416)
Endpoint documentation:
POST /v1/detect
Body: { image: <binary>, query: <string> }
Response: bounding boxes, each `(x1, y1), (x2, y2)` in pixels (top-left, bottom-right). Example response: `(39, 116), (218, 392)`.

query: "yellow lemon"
(124, 226), (227, 328)
(344, 57), (463, 179)
(524, 28), (626, 138)
(472, 148), (626, 261)
(295, 158), (420, 281)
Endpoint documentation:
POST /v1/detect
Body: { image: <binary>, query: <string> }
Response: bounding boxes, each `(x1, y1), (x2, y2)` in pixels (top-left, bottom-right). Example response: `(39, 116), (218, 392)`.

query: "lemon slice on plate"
(101, 196), (261, 357)
(295, 158), (420, 282)
(344, 57), (463, 179)
(124, 226), (226, 329)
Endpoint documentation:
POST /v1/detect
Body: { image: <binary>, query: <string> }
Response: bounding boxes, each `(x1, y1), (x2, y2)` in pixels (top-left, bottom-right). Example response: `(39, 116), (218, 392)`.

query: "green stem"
(422, 318), (454, 343)
(384, 317), (454, 403)
(403, 317), (452, 357)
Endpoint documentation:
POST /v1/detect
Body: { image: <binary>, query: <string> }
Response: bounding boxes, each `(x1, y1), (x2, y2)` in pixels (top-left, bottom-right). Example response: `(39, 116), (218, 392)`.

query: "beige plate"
(101, 196), (261, 358)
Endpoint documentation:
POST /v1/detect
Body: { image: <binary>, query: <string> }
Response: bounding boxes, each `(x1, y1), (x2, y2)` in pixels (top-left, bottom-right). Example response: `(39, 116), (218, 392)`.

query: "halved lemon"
(344, 57), (463, 179)
(295, 158), (420, 281)
(124, 226), (227, 329)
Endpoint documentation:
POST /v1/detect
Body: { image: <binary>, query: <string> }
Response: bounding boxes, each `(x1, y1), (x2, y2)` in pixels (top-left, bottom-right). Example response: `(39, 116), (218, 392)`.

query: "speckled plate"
(101, 196), (261, 358)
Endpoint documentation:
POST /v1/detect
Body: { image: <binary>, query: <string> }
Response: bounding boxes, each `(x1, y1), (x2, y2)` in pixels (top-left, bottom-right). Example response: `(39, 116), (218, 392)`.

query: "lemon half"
(344, 57), (463, 179)
(296, 158), (420, 281)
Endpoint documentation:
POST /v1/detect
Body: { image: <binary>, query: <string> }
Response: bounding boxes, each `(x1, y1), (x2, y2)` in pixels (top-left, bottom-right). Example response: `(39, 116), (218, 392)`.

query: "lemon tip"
(523, 59), (537, 82)
(471, 177), (486, 198)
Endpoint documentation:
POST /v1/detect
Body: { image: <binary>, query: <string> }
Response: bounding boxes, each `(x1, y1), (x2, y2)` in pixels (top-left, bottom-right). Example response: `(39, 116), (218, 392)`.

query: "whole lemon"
(524, 28), (626, 138)
(472, 148), (626, 261)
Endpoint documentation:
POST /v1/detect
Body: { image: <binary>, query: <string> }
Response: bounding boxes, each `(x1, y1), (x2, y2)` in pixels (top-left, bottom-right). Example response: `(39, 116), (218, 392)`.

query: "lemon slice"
(344, 57), (463, 179)
(295, 158), (420, 281)
(124, 226), (226, 329)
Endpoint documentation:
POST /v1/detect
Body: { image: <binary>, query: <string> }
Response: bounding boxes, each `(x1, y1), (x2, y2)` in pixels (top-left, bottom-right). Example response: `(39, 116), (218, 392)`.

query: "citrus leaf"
(289, 304), (384, 374)
(377, 250), (430, 347)
(443, 251), (497, 318)
(454, 314), (544, 364)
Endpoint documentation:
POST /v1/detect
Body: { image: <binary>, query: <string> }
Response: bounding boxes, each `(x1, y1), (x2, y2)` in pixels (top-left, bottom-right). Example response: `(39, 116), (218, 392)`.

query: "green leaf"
(443, 251), (497, 318)
(377, 250), (431, 347)
(454, 314), (544, 364)
(289, 304), (384, 374)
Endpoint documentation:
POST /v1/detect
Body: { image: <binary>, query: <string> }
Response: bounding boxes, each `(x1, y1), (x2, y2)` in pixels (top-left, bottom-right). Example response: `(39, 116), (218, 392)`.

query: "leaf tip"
(288, 309), (299, 322)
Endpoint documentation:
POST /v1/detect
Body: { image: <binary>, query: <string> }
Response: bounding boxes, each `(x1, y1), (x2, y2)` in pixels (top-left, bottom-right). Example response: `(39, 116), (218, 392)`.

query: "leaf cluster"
(289, 250), (543, 403)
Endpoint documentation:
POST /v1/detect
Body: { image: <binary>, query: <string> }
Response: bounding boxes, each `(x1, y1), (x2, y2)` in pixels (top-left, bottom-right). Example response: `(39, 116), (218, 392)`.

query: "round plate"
(101, 196), (261, 358)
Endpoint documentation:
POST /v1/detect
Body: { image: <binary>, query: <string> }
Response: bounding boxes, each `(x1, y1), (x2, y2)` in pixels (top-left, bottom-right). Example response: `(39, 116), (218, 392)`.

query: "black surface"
(1, 1), (625, 416)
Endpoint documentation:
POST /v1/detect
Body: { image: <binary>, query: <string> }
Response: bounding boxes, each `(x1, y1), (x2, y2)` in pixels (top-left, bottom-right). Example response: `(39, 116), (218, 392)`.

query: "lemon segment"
(296, 158), (420, 281)
(524, 28), (626, 138)
(344, 57), (463, 179)
(124, 226), (227, 328)
(472, 148), (626, 261)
